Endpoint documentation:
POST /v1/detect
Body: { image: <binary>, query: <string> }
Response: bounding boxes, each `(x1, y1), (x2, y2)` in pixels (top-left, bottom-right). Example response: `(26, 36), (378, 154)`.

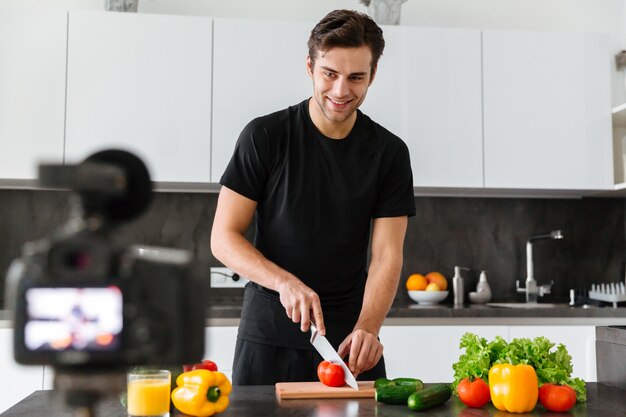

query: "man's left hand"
(337, 329), (383, 378)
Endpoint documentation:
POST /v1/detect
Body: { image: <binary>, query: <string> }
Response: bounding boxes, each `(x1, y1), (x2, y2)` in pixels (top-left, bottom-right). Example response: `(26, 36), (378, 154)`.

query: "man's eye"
(324, 72), (335, 78)
(350, 76), (363, 81)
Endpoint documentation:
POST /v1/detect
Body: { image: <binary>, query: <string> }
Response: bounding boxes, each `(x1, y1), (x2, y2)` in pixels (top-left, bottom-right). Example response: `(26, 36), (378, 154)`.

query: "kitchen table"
(1, 383), (624, 417)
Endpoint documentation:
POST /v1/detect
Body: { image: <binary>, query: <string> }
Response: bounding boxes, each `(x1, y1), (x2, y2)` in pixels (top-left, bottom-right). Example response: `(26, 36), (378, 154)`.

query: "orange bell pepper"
(171, 369), (232, 417)
(488, 364), (538, 413)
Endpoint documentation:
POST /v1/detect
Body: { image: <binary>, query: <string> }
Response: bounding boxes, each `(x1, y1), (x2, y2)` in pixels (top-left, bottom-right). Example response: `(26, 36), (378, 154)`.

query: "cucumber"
(374, 377), (423, 389)
(376, 385), (421, 405)
(392, 377), (423, 388)
(374, 378), (393, 388)
(407, 383), (452, 411)
(375, 380), (424, 405)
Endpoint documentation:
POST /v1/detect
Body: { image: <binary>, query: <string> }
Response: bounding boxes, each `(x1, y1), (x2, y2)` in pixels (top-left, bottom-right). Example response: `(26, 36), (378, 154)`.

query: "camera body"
(9, 235), (206, 367)
(5, 150), (205, 369)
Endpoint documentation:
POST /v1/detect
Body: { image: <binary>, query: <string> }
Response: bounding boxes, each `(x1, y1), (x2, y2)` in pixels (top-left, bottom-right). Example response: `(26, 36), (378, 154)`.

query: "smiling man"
(211, 9), (416, 385)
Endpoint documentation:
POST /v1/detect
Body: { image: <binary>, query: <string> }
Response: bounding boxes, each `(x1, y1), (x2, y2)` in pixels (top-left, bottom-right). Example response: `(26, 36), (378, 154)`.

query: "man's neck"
(308, 98), (357, 139)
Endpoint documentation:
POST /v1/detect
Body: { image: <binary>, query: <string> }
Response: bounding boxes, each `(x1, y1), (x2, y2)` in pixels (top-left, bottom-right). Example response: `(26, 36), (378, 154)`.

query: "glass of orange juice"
(127, 369), (171, 417)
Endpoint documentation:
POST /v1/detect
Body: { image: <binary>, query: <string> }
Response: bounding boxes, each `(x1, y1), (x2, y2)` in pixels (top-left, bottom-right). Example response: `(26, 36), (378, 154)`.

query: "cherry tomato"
(317, 360), (345, 387)
(538, 383), (576, 412)
(182, 360), (218, 373)
(457, 377), (491, 408)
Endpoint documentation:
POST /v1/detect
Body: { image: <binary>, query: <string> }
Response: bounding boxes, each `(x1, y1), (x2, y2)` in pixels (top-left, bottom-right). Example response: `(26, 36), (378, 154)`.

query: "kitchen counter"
(1, 383), (624, 417)
(204, 302), (626, 326)
(2, 302), (626, 328)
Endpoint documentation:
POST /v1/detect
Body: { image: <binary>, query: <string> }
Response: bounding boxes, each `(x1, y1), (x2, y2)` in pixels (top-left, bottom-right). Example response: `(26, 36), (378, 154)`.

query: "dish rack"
(588, 282), (626, 308)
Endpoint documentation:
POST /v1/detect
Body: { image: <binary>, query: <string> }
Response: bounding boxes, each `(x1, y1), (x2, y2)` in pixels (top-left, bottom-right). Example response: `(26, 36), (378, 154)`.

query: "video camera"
(5, 149), (206, 369)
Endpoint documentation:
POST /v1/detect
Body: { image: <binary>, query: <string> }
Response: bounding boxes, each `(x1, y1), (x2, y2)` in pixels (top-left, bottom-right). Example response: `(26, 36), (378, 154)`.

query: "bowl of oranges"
(406, 272), (449, 305)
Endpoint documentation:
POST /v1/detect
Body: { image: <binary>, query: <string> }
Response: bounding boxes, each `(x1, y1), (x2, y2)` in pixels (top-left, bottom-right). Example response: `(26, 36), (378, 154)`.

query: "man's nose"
(331, 77), (349, 97)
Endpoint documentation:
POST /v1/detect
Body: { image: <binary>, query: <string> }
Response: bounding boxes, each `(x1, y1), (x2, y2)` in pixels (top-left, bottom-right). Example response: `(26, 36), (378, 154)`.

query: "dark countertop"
(2, 383), (625, 417)
(3, 302), (626, 328)
(204, 301), (626, 326)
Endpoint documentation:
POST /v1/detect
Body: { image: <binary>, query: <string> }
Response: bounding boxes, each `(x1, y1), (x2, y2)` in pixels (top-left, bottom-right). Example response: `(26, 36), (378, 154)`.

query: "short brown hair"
(307, 9), (385, 72)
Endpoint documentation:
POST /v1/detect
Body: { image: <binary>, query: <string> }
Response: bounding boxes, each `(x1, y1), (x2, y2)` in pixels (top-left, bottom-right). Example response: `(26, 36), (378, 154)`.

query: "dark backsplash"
(0, 189), (624, 308)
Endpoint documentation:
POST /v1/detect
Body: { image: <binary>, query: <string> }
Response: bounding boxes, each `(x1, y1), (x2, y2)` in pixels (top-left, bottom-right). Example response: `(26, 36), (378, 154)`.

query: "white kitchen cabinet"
(483, 30), (612, 191)
(211, 18), (313, 182)
(0, 7), (67, 180)
(379, 325), (507, 382)
(381, 325), (597, 383)
(0, 329), (43, 413)
(65, 11), (213, 183)
(508, 325), (596, 382)
(361, 26), (483, 188)
(204, 326), (238, 381)
(212, 20), (483, 189)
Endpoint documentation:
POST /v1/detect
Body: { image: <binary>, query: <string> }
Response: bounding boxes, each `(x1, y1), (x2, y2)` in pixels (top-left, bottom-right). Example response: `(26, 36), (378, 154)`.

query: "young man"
(211, 9), (415, 385)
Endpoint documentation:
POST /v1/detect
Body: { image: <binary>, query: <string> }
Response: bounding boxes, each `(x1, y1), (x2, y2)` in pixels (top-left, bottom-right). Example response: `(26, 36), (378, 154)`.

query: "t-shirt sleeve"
(373, 140), (416, 218)
(219, 119), (269, 202)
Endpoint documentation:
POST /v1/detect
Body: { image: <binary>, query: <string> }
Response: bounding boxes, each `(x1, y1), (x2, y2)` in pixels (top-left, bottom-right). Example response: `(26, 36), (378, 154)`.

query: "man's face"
(306, 46), (376, 134)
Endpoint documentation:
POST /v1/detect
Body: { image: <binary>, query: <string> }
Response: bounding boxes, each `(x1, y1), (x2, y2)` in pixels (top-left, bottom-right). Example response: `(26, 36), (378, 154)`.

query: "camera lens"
(64, 251), (92, 271)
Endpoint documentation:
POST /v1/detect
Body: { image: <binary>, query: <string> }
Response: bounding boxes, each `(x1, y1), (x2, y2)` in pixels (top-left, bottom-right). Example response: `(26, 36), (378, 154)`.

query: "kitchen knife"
(310, 323), (359, 390)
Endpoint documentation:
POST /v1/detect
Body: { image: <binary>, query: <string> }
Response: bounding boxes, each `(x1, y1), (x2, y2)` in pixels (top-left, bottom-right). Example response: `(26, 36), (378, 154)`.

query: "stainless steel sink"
(486, 302), (570, 309)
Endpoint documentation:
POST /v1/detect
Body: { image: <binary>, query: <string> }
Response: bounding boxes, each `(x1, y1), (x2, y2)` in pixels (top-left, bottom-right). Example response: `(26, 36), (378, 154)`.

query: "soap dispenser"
(469, 270), (492, 304)
(452, 266), (469, 307)
(476, 270), (492, 301)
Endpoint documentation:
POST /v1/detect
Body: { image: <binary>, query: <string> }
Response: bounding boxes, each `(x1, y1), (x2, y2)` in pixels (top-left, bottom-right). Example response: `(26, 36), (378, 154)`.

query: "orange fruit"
(425, 271), (448, 291)
(406, 273), (428, 291)
(425, 282), (441, 291)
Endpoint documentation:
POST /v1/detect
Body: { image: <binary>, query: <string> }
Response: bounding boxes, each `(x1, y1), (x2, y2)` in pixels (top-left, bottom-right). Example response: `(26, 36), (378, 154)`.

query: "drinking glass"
(127, 369), (171, 417)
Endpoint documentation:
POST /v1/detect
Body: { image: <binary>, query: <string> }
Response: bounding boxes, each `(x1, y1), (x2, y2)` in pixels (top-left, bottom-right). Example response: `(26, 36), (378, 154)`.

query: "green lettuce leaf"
(451, 332), (586, 402)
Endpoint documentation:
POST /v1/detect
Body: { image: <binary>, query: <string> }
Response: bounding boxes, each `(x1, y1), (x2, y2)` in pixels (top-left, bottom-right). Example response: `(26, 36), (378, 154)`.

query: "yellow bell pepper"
(171, 369), (232, 417)
(489, 364), (538, 413)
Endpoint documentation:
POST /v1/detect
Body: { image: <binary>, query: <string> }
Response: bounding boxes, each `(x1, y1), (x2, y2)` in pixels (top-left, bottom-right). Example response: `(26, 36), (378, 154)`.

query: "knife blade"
(310, 323), (359, 390)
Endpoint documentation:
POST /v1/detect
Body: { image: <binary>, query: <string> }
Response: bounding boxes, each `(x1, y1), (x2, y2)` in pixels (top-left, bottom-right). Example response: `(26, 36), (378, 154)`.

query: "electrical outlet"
(210, 267), (248, 288)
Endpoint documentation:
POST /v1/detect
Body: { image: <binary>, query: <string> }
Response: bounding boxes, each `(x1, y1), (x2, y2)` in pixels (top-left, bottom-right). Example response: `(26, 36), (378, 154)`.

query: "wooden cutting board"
(275, 381), (375, 399)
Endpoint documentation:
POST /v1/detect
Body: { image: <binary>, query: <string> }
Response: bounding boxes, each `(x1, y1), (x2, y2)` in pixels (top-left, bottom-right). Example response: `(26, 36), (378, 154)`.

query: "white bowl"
(408, 290), (449, 305)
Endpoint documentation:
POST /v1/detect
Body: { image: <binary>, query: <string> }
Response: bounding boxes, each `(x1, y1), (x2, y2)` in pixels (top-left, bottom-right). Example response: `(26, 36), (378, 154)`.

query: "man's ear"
(369, 64), (378, 86)
(306, 55), (313, 77)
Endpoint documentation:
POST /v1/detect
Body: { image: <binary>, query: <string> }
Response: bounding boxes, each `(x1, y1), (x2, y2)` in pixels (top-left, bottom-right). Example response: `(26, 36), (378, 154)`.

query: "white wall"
(1, 0), (625, 103)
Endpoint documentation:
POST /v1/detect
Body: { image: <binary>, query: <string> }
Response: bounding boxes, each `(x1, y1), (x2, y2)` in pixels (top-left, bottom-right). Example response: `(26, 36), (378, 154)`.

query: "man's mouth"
(328, 97), (351, 105)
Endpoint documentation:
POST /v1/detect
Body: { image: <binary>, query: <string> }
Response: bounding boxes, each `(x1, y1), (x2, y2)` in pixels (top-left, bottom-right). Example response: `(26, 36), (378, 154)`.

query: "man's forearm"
(212, 225), (327, 333)
(354, 216), (408, 336)
(354, 252), (403, 336)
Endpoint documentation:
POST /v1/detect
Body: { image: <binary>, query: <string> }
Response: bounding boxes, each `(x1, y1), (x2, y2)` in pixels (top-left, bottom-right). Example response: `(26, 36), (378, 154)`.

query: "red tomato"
(539, 383), (576, 412)
(317, 361), (345, 387)
(182, 360), (218, 373)
(457, 377), (491, 408)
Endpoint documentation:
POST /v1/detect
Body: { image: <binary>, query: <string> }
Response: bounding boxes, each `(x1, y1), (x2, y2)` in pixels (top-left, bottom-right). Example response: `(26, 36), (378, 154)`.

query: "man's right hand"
(277, 277), (325, 335)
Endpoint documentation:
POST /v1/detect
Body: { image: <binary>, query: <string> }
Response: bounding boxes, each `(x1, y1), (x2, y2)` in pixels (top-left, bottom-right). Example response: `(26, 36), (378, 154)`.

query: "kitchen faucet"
(516, 230), (563, 303)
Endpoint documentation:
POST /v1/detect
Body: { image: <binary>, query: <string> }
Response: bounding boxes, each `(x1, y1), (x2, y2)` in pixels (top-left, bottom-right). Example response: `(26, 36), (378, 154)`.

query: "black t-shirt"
(220, 99), (416, 349)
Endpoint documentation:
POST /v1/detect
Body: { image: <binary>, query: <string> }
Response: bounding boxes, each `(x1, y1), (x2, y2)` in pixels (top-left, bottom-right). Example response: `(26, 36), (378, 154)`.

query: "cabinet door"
(0, 329), (43, 413)
(0, 7), (66, 180)
(211, 18), (312, 182)
(379, 325), (507, 382)
(508, 325), (596, 382)
(204, 326), (238, 381)
(361, 26), (483, 188)
(483, 30), (612, 190)
(65, 11), (213, 183)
